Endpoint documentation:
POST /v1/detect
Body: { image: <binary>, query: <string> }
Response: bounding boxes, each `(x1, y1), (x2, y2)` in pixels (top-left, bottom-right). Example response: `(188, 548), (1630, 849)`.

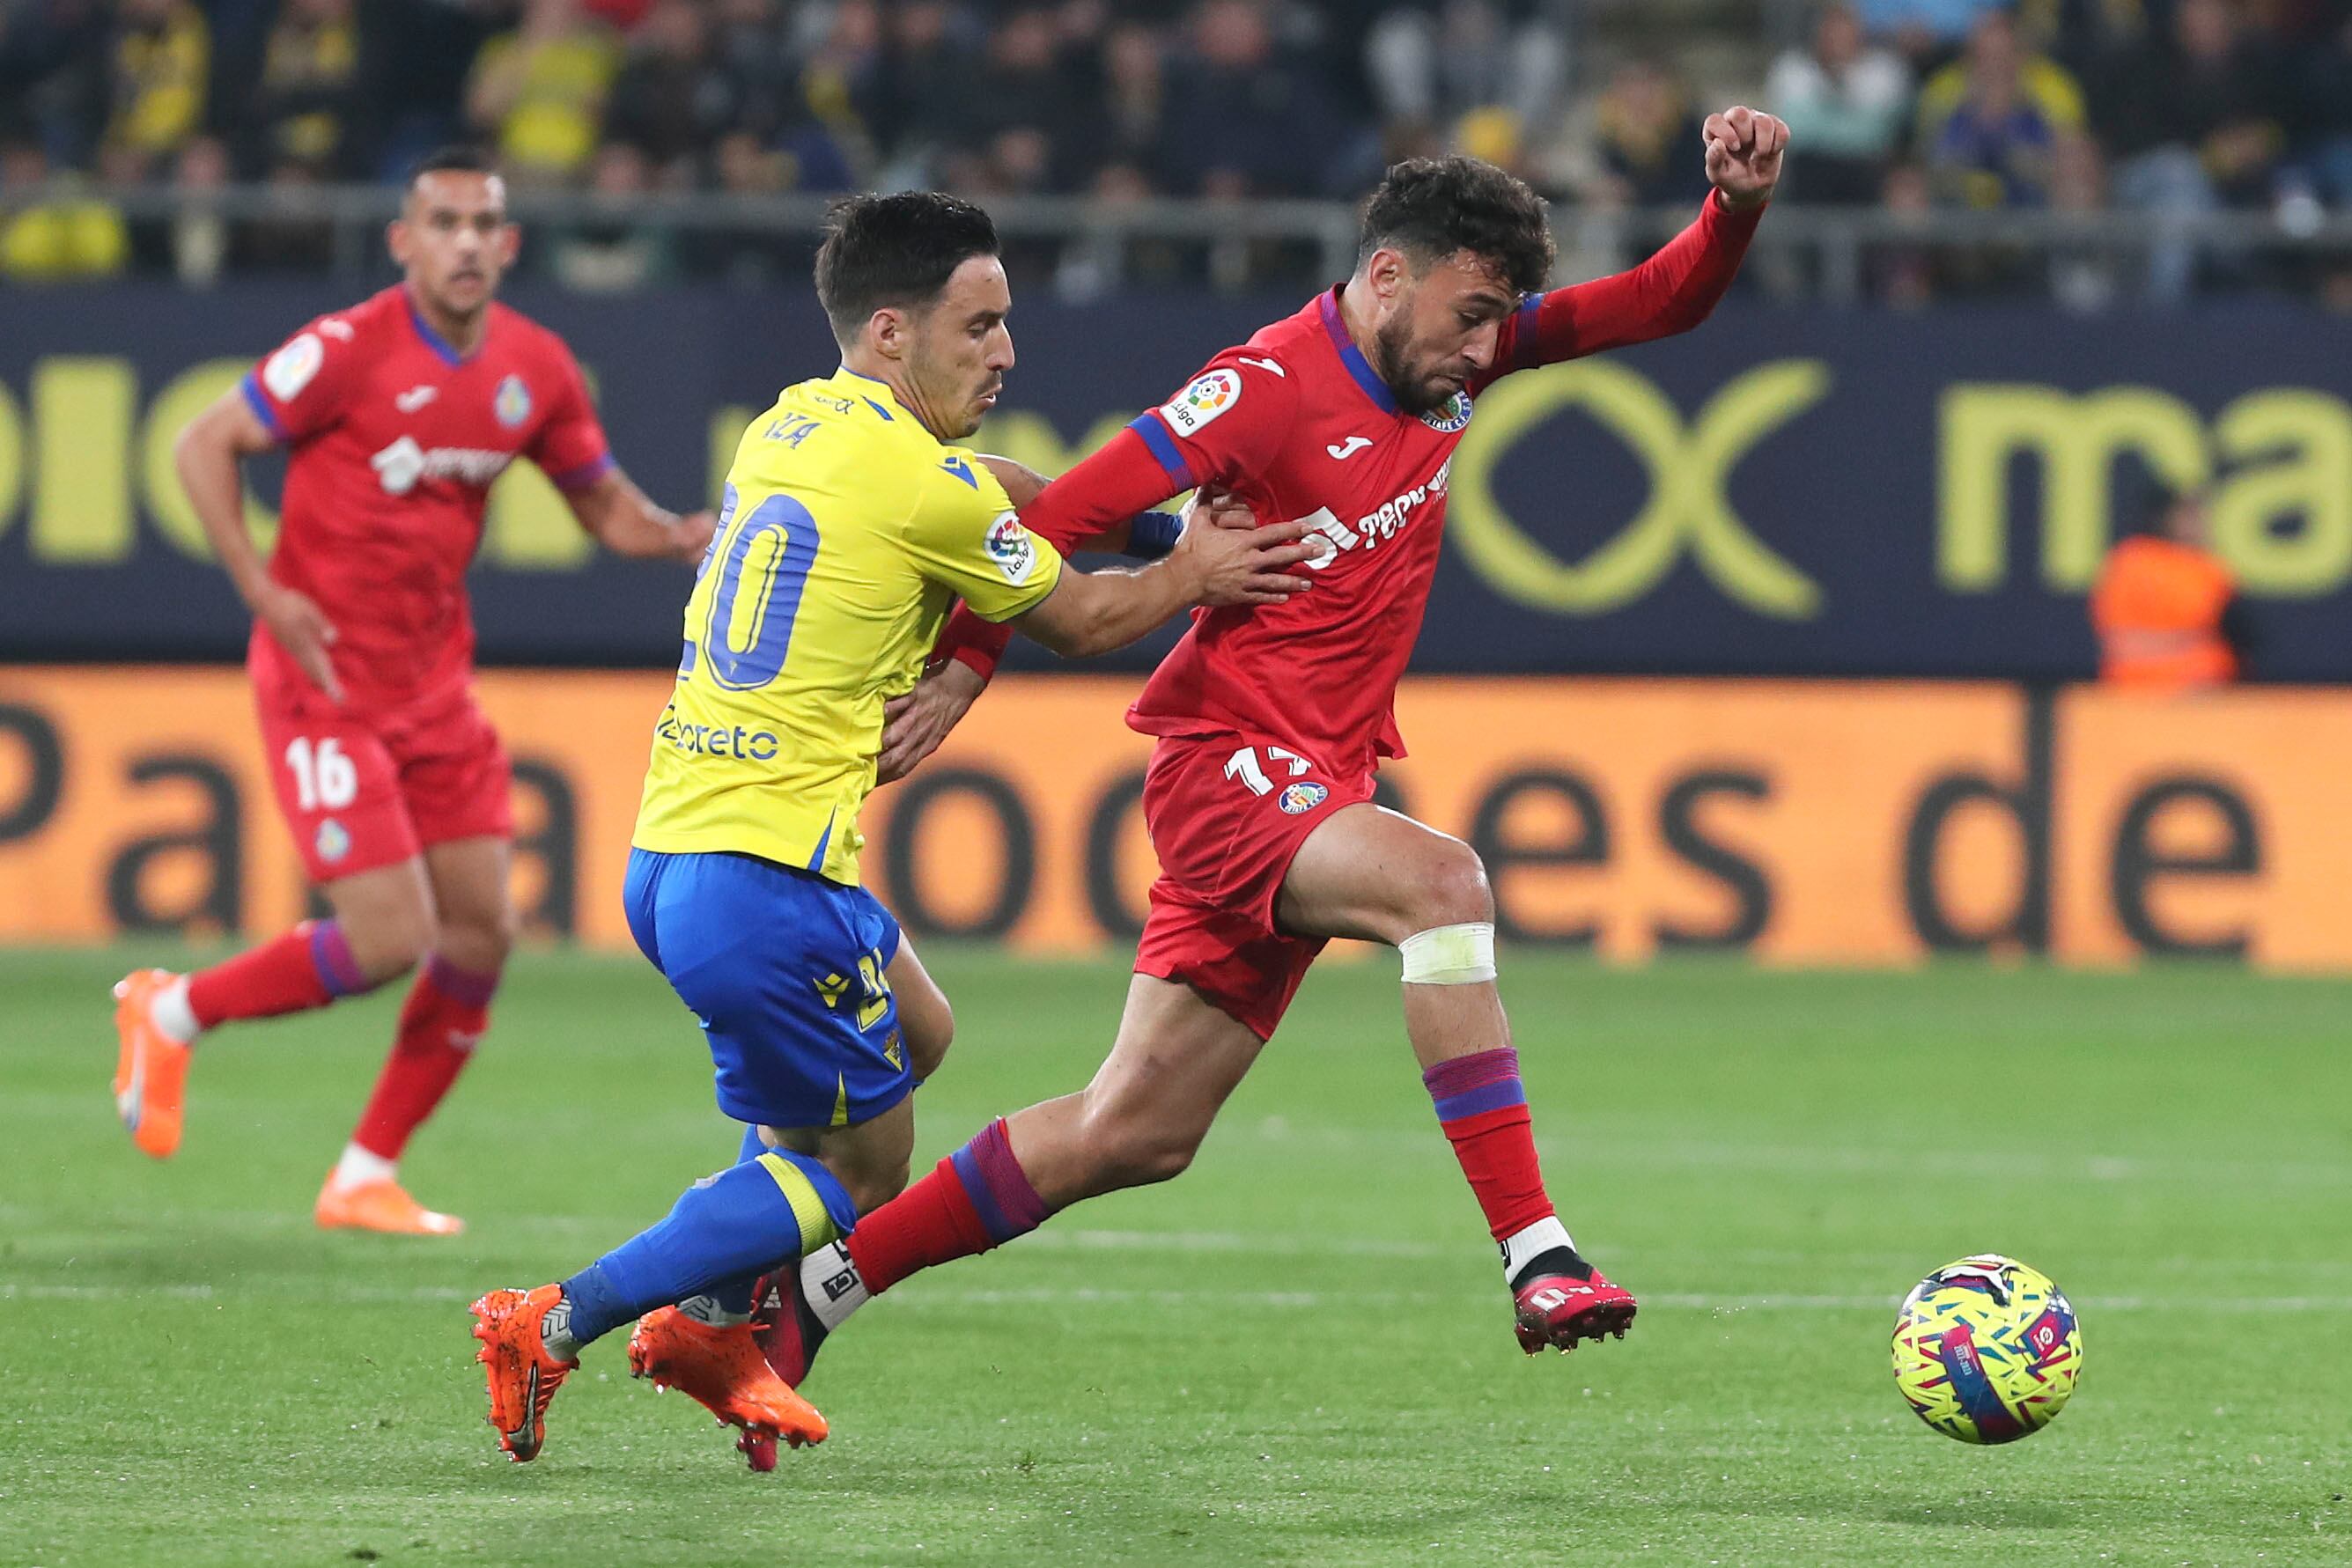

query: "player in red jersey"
(747, 116), (1788, 1401)
(109, 147), (715, 1234)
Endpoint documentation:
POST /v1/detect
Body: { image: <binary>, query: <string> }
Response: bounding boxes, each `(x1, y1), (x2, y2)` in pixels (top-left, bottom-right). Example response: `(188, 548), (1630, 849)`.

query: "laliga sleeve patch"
(263, 332), (325, 401)
(1161, 368), (1242, 438)
(984, 511), (1039, 585)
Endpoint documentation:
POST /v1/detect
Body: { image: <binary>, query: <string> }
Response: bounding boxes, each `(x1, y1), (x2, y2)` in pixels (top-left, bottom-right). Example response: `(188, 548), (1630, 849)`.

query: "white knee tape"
(1398, 921), (1496, 984)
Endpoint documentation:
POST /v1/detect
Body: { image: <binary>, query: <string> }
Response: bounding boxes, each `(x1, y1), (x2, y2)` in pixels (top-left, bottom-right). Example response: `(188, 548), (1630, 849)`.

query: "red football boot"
(738, 1270), (835, 1470)
(1514, 1270), (1638, 1353)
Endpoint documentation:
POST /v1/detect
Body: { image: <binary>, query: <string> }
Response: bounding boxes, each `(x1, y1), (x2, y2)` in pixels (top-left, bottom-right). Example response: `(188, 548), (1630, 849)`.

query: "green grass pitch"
(4, 945), (2348, 1565)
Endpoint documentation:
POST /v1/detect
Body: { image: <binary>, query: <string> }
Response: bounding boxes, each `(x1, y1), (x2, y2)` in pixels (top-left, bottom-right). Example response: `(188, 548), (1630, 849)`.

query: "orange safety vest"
(2089, 536), (2238, 689)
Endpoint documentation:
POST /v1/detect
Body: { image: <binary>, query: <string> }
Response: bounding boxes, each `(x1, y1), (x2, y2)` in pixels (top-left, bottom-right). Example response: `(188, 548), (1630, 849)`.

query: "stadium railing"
(10, 182), (2352, 302)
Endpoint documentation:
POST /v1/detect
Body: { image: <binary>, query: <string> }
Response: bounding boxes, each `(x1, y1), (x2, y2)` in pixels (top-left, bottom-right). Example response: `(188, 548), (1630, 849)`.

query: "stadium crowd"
(4, 0), (2351, 300)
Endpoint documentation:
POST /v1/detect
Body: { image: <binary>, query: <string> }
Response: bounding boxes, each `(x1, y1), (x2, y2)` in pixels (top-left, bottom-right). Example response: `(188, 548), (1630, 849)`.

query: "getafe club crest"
(1278, 781), (1330, 814)
(493, 374), (532, 428)
(1419, 391), (1472, 433)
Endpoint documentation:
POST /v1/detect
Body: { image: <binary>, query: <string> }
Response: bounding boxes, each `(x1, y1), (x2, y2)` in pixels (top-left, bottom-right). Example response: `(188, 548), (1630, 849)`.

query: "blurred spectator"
(101, 0), (209, 178)
(602, 0), (730, 185)
(1365, 0), (1566, 165)
(350, 0), (499, 180)
(245, 0), (359, 177)
(1915, 9), (2085, 208)
(2090, 487), (2252, 689)
(1855, 0), (2005, 68)
(2015, 0), (2154, 76)
(232, 155), (336, 271)
(1767, 4), (1912, 204)
(935, 5), (1085, 194)
(1180, 0), (1358, 198)
(706, 0), (807, 146)
(1587, 58), (1714, 209)
(0, 134), (129, 280)
(1868, 158), (1941, 303)
(2297, 7), (2352, 205)
(466, 0), (623, 186)
(2098, 0), (2289, 298)
(869, 0), (983, 183)
(1, 0), (110, 166)
(169, 131), (231, 283)
(2046, 128), (2118, 309)
(795, 0), (881, 167)
(1081, 19), (1176, 192)
(549, 138), (675, 289)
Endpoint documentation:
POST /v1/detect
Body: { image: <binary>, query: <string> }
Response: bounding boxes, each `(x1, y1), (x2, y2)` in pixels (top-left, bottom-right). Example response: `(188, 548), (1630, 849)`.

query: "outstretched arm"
(1482, 106), (1785, 379)
(564, 467), (715, 564)
(938, 426), (1198, 681)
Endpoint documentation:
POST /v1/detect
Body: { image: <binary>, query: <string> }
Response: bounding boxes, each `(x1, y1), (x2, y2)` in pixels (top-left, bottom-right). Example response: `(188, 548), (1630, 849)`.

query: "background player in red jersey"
(753, 113), (1788, 1388)
(109, 147), (715, 1235)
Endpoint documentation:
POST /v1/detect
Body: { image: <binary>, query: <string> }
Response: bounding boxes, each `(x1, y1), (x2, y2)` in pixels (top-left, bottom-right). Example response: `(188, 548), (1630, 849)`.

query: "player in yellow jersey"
(469, 193), (1316, 1468)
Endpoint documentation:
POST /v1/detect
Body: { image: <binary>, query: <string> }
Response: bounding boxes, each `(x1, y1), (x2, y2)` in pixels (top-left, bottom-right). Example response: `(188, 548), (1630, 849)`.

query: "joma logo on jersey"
(369, 436), (512, 496)
(654, 706), (782, 762)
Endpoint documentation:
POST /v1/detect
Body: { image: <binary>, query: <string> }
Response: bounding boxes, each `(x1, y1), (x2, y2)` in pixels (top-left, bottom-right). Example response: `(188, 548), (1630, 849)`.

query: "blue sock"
(706, 1125), (777, 1315)
(559, 1145), (856, 1349)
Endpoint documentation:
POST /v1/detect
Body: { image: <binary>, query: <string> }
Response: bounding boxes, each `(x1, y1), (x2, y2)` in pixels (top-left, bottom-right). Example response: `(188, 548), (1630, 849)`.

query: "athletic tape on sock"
(1399, 922), (1497, 984)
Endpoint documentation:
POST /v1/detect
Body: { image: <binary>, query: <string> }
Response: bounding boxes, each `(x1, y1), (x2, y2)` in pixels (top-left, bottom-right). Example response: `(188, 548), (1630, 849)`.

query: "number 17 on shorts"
(1224, 743), (1333, 817)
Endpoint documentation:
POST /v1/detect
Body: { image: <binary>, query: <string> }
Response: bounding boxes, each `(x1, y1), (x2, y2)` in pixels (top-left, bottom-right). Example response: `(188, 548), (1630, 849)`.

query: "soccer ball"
(1891, 1254), (2083, 1444)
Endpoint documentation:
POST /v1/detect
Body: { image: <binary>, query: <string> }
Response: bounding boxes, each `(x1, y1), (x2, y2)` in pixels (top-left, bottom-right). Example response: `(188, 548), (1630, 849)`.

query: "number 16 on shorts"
(284, 736), (358, 811)
(1225, 744), (1333, 816)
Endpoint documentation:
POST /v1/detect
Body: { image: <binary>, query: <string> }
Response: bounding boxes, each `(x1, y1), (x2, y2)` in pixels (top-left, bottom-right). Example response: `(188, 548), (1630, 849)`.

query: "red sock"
(349, 956), (498, 1161)
(1424, 1047), (1555, 1242)
(845, 1118), (1045, 1295)
(186, 918), (369, 1029)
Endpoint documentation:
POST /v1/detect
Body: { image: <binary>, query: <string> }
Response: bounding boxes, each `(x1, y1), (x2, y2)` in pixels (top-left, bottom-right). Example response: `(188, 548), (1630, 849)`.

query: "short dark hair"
(407, 145), (498, 188)
(815, 192), (1000, 342)
(1358, 156), (1555, 297)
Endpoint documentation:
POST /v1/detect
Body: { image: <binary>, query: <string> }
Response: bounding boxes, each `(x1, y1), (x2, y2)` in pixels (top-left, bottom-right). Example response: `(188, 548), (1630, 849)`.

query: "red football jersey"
(943, 192), (1763, 778)
(240, 284), (613, 712)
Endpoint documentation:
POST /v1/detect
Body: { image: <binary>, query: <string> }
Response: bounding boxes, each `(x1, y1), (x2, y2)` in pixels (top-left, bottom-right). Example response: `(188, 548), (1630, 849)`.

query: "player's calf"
(1406, 924), (1641, 1353)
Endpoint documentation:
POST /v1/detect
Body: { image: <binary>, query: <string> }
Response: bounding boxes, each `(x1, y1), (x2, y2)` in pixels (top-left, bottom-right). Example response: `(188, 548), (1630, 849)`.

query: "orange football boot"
(627, 1306), (829, 1466)
(315, 1176), (465, 1235)
(111, 969), (192, 1159)
(470, 1285), (578, 1462)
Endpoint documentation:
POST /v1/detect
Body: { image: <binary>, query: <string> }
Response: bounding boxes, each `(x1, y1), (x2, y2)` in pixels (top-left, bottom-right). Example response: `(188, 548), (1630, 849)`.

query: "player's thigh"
(421, 834), (515, 973)
(255, 702), (421, 886)
(320, 856), (439, 981)
(1275, 802), (1493, 947)
(394, 695), (516, 858)
(884, 931), (954, 1083)
(645, 853), (913, 1133)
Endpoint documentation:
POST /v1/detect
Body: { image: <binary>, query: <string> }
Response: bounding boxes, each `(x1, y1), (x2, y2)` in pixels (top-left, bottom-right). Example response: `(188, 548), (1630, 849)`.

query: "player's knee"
(839, 1158), (911, 1217)
(343, 908), (435, 984)
(1403, 840), (1494, 933)
(1079, 1105), (1201, 1191)
(439, 904), (516, 975)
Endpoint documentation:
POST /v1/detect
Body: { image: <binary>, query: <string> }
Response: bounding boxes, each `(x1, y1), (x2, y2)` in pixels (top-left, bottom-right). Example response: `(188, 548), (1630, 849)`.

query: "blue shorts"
(624, 848), (911, 1130)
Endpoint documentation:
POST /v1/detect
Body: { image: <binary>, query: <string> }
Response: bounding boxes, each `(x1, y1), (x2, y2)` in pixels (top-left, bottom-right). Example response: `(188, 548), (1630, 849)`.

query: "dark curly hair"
(815, 191), (1000, 344)
(1357, 156), (1555, 296)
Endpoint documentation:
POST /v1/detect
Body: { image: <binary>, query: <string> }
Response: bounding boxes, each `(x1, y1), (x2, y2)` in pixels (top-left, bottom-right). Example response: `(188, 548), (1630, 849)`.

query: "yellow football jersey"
(632, 367), (1065, 884)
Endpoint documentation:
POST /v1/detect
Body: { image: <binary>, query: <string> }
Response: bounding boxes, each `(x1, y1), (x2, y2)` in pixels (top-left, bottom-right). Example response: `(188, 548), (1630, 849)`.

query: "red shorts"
(253, 674), (512, 883)
(1133, 732), (1375, 1041)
